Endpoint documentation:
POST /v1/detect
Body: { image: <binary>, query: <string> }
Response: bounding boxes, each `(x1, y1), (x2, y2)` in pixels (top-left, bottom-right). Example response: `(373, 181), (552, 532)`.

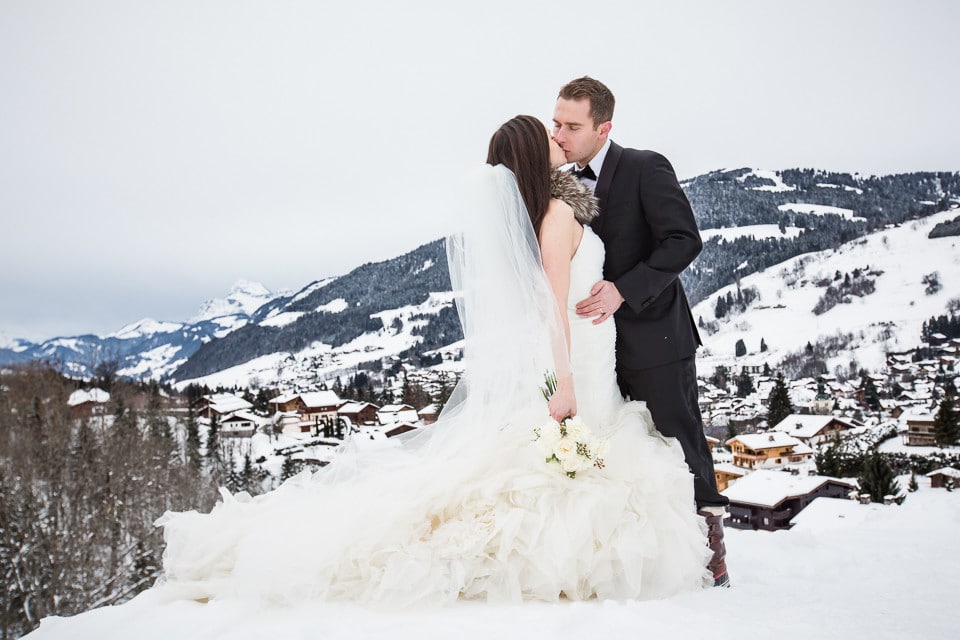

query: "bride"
(156, 115), (711, 606)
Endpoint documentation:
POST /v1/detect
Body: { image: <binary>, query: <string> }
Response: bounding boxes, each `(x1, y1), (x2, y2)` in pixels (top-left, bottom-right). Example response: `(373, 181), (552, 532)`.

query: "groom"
(553, 77), (730, 588)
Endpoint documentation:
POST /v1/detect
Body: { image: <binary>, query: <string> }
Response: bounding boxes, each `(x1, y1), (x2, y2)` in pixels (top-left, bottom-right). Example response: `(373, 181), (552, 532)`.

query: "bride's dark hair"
(486, 115), (551, 233)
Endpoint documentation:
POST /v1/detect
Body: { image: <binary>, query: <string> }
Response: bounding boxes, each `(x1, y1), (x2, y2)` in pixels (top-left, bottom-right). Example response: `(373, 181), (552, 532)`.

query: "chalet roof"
(722, 470), (854, 508)
(770, 414), (855, 439)
(68, 388), (110, 406)
(418, 403), (440, 415)
(726, 432), (810, 452)
(222, 410), (260, 423)
(713, 463), (746, 477)
(379, 404), (416, 413)
(926, 467), (960, 479)
(269, 392), (299, 404)
(299, 391), (342, 408)
(204, 393), (252, 413)
(338, 401), (378, 414)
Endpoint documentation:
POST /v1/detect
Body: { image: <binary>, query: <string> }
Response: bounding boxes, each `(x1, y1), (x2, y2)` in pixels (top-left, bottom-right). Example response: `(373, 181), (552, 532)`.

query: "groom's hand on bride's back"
(576, 280), (624, 325)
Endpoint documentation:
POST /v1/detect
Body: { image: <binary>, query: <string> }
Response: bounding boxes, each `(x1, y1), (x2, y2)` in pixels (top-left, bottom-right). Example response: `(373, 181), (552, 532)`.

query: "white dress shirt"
(567, 138), (611, 194)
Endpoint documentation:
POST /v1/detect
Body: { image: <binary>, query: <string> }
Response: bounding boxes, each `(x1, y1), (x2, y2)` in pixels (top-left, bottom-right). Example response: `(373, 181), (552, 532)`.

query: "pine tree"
(715, 295), (728, 319)
(280, 455), (301, 482)
(241, 453), (253, 493)
(933, 390), (960, 447)
(710, 365), (730, 390)
(185, 406), (201, 469)
(908, 470), (919, 492)
(735, 339), (747, 357)
(735, 370), (755, 398)
(862, 376), (881, 412)
(858, 451), (902, 504)
(760, 337), (768, 352)
(767, 371), (794, 427)
(815, 443), (842, 477)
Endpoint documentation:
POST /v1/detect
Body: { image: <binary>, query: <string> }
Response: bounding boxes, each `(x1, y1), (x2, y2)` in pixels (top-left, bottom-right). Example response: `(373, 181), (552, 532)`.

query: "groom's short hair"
(558, 77), (615, 127)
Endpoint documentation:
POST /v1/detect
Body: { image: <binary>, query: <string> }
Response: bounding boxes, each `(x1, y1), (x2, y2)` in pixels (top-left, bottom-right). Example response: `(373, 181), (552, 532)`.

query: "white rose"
(536, 420), (562, 455)
(553, 436), (577, 461)
(565, 418), (587, 441)
(561, 455), (582, 474)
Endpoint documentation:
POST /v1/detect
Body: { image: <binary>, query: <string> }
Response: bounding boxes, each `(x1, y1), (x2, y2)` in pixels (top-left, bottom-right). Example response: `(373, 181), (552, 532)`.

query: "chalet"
(904, 414), (936, 446)
(337, 401), (379, 426)
(220, 411), (259, 437)
(378, 404), (419, 425)
(926, 467), (960, 489)
(713, 462), (746, 492)
(268, 392), (301, 414)
(726, 433), (814, 470)
(67, 388), (110, 419)
(770, 414), (856, 446)
(273, 411), (305, 436)
(705, 435), (721, 451)
(722, 470), (855, 531)
(195, 393), (252, 420)
(417, 403), (441, 425)
(298, 391), (342, 421)
(728, 412), (765, 431)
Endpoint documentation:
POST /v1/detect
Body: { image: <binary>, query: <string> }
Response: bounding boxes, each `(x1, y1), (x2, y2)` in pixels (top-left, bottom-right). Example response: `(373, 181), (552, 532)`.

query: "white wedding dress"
(156, 169), (710, 607)
(157, 228), (710, 606)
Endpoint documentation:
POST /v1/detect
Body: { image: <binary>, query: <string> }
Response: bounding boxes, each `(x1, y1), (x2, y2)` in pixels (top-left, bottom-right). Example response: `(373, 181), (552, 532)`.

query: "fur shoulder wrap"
(550, 168), (598, 225)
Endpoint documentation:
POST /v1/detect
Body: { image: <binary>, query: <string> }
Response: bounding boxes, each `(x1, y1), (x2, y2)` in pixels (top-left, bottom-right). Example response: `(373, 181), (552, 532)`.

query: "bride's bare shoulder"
(543, 198), (576, 226)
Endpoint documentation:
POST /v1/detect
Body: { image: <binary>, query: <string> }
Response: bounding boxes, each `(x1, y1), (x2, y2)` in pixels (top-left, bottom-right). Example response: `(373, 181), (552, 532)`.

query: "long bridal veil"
(156, 164), (574, 601)
(317, 162), (571, 474)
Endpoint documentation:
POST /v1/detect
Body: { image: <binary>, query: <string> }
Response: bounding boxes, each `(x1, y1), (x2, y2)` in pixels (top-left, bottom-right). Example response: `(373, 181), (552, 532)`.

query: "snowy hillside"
(174, 290), (460, 390)
(693, 207), (960, 375)
(23, 479), (960, 640)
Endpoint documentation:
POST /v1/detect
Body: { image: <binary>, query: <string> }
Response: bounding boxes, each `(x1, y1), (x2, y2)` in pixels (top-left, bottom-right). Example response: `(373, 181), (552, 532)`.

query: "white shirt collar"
(565, 139), (610, 193)
(585, 138), (611, 179)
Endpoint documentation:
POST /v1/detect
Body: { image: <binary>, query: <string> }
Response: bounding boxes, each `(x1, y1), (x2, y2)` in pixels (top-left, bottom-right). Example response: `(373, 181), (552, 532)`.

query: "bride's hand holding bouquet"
(546, 373), (576, 423)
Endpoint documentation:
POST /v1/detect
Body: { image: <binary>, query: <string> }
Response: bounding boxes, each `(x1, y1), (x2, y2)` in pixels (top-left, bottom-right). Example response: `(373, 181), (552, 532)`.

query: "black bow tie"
(572, 165), (597, 181)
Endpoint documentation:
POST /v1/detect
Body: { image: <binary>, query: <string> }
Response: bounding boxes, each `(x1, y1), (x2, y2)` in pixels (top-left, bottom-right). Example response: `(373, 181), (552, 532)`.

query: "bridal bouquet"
(533, 373), (607, 479)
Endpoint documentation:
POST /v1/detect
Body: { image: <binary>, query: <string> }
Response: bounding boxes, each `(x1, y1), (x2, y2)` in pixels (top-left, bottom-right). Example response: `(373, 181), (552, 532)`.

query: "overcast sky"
(2, 0), (958, 343)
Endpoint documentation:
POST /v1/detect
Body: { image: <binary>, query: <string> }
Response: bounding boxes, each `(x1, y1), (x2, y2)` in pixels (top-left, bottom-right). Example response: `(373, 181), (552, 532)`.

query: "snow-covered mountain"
(188, 279), (278, 325)
(693, 206), (960, 378)
(2, 168), (958, 387)
(0, 280), (284, 380)
(168, 239), (458, 389)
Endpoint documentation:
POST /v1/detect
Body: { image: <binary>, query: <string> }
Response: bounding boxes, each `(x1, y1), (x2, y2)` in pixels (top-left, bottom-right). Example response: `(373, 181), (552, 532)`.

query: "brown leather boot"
(698, 507), (731, 588)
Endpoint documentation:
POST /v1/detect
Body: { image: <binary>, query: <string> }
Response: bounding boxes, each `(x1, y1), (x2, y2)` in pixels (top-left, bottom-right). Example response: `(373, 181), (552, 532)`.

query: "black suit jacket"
(590, 142), (703, 370)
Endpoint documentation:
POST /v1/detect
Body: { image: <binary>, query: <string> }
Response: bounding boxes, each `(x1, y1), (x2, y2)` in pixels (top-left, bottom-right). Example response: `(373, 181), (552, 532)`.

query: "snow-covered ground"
(24, 478), (960, 640)
(777, 202), (865, 222)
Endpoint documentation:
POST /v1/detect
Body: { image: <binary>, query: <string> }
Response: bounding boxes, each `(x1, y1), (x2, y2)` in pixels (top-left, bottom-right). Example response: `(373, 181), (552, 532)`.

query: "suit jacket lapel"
(592, 141), (622, 237)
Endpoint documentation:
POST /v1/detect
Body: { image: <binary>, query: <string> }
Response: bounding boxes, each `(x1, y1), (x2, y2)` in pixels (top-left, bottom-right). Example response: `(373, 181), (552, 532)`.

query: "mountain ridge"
(2, 167), (958, 386)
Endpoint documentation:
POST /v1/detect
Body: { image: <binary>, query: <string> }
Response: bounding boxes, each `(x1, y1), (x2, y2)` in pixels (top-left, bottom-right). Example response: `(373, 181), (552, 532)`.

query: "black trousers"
(618, 357), (728, 508)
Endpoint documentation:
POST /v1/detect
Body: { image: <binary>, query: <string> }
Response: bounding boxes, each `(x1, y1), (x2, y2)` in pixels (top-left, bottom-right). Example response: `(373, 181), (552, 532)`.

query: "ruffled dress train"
(156, 228), (711, 606)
